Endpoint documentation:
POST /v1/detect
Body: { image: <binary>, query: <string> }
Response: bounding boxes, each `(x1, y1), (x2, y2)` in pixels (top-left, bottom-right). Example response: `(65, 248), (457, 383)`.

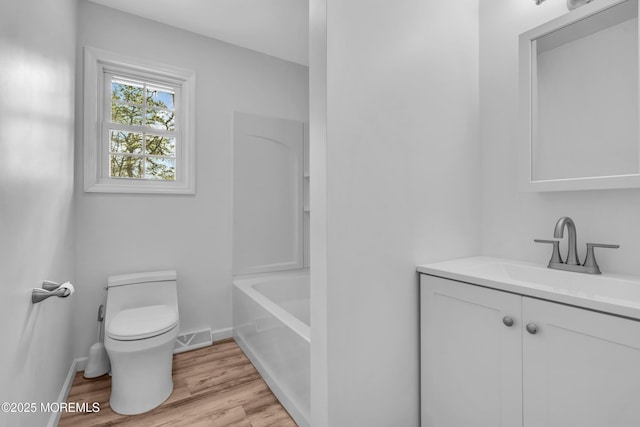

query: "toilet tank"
(105, 270), (179, 328)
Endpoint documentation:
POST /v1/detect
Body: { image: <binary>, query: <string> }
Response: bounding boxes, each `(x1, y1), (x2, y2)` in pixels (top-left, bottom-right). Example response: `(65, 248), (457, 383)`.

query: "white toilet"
(104, 270), (179, 415)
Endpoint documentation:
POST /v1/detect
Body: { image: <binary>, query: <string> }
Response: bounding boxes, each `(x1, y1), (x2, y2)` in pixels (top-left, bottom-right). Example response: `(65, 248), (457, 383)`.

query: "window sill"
(84, 178), (195, 195)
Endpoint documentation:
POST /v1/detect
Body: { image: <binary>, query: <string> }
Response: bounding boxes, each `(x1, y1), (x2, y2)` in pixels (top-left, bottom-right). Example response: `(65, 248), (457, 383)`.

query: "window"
(84, 47), (196, 194)
(108, 77), (177, 181)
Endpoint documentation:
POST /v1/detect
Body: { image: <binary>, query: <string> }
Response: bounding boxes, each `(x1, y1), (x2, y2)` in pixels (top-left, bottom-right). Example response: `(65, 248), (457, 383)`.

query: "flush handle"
(526, 323), (539, 335)
(502, 316), (514, 327)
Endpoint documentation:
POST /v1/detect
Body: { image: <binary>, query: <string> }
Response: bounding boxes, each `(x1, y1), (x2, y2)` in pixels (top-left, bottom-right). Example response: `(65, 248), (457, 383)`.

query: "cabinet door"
(421, 275), (522, 427)
(523, 297), (640, 427)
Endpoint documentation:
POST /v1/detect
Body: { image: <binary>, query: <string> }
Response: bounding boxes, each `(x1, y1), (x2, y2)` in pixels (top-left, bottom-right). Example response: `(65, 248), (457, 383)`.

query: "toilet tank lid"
(107, 270), (177, 288)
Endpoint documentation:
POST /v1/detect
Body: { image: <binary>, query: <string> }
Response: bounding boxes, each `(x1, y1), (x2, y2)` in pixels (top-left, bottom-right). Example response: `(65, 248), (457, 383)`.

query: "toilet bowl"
(103, 271), (179, 415)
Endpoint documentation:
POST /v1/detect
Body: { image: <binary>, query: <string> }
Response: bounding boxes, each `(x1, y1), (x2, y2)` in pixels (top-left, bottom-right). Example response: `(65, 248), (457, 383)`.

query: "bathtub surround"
(233, 113), (306, 275)
(74, 1), (309, 363)
(0, 0), (77, 426)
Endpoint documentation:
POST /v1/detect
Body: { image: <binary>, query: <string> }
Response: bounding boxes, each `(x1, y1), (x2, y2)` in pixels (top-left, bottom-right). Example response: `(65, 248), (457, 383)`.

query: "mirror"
(519, 0), (640, 191)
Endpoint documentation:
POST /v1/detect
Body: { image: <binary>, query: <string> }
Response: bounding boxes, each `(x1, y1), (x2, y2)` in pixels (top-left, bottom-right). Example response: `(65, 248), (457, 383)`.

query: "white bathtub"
(233, 269), (310, 426)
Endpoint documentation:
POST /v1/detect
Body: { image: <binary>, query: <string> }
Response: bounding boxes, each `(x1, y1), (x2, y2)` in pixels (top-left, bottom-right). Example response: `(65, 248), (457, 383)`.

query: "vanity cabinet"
(420, 274), (640, 427)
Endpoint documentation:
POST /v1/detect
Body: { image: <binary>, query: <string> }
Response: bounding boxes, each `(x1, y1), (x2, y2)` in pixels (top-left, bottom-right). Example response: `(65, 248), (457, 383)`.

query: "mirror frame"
(519, 0), (640, 191)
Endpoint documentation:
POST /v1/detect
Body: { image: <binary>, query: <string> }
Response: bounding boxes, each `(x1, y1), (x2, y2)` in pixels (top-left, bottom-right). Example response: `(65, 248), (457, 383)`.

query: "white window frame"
(84, 46), (196, 194)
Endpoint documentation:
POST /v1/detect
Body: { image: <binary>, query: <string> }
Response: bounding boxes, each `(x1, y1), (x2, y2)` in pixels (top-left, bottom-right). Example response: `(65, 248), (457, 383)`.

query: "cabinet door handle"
(526, 323), (539, 335)
(502, 316), (514, 327)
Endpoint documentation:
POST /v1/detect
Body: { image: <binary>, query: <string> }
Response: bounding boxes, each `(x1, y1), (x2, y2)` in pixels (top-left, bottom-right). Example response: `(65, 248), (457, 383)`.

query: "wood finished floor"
(58, 338), (297, 427)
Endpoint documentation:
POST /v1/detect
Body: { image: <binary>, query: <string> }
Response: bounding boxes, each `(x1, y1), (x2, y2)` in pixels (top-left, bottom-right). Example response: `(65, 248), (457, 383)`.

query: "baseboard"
(212, 327), (233, 342)
(47, 358), (79, 427)
(75, 357), (88, 372)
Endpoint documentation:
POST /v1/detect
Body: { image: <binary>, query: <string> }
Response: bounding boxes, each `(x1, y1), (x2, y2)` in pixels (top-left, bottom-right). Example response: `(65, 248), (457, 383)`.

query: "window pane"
(111, 80), (144, 104)
(146, 135), (176, 156)
(112, 102), (143, 125)
(146, 109), (175, 131)
(110, 130), (143, 154)
(145, 157), (176, 181)
(110, 154), (144, 178)
(147, 86), (175, 110)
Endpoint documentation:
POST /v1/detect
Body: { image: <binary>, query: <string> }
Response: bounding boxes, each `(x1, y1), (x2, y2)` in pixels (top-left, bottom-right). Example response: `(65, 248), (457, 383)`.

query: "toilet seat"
(107, 305), (178, 341)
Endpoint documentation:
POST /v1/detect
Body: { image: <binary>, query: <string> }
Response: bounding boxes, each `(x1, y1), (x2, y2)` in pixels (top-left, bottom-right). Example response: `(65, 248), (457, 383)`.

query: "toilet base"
(105, 327), (178, 415)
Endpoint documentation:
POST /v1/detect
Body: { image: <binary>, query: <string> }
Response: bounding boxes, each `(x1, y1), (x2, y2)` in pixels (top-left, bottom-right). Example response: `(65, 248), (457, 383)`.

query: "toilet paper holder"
(32, 280), (74, 304)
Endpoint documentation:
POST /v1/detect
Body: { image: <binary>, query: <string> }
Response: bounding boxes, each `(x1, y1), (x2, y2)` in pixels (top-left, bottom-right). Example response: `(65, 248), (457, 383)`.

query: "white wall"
(309, 0), (328, 424)
(0, 0), (77, 426)
(310, 0), (481, 425)
(74, 1), (309, 359)
(480, 0), (640, 276)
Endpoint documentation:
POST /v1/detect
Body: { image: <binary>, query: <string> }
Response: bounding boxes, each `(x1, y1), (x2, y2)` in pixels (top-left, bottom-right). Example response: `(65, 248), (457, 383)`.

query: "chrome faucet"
(553, 216), (580, 265)
(535, 216), (619, 274)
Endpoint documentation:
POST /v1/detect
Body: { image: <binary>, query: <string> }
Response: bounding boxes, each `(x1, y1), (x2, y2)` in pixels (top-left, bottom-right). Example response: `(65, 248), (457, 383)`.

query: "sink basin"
(417, 256), (640, 319)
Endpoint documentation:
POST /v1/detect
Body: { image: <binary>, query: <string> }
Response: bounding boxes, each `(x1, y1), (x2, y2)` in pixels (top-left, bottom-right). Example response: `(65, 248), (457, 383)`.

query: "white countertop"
(417, 256), (640, 320)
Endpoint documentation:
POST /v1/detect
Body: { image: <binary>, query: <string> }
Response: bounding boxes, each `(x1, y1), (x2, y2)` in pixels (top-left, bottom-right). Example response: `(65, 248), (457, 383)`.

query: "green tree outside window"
(109, 79), (176, 181)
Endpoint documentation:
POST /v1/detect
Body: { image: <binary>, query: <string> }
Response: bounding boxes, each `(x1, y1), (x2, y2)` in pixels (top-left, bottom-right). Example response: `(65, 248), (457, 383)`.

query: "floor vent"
(174, 329), (212, 353)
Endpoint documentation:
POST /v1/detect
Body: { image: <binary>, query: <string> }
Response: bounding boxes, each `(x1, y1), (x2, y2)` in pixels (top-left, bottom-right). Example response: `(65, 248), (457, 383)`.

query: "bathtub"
(233, 269), (310, 426)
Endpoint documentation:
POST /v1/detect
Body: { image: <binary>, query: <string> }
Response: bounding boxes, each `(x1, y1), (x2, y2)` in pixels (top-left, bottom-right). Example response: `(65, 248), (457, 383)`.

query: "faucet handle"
(534, 239), (563, 266)
(583, 243), (620, 274)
